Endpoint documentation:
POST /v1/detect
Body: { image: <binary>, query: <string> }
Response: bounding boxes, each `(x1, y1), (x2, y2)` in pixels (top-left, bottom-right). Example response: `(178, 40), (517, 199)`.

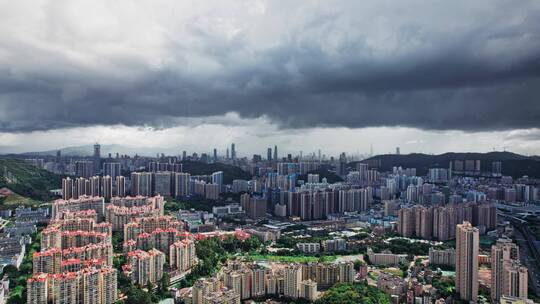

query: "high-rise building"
(174, 172), (191, 197)
(492, 161), (503, 177)
(116, 176), (126, 197)
(62, 177), (73, 200)
(397, 208), (415, 238)
(456, 221), (479, 303)
(501, 261), (528, 300)
(90, 176), (102, 197)
(267, 148), (272, 161)
(491, 238), (527, 302)
(249, 197), (267, 219)
(205, 183), (220, 200)
(213, 148), (217, 161)
(299, 280), (317, 301)
(75, 161), (94, 178)
(93, 143), (101, 174)
(102, 175), (113, 199)
(231, 143), (236, 160)
(169, 239), (196, 272)
(154, 172), (172, 197)
(273, 145), (278, 161)
(211, 171), (223, 193)
(130, 172), (152, 196)
(27, 273), (48, 304)
(103, 162), (121, 180)
(27, 267), (117, 304)
(284, 264), (302, 298)
(125, 249), (165, 286)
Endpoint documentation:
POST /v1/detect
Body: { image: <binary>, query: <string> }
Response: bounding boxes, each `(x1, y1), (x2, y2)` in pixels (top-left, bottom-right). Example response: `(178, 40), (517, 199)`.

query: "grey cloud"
(0, 0), (540, 132)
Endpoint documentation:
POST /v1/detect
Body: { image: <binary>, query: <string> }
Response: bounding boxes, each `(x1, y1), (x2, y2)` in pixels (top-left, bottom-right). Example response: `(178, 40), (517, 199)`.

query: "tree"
(353, 259), (365, 271)
(157, 273), (171, 297)
(316, 282), (391, 304)
(125, 286), (153, 304)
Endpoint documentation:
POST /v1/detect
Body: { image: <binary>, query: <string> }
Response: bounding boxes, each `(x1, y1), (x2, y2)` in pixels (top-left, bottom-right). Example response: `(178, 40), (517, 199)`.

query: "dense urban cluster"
(0, 143), (534, 304)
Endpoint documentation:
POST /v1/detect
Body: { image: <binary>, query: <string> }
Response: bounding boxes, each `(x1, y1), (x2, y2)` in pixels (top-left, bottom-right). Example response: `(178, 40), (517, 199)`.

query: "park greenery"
(164, 198), (230, 213)
(432, 276), (456, 299)
(370, 238), (431, 255)
(0, 159), (62, 202)
(178, 235), (262, 288)
(315, 282), (391, 304)
(2, 232), (41, 304)
(246, 253), (337, 263)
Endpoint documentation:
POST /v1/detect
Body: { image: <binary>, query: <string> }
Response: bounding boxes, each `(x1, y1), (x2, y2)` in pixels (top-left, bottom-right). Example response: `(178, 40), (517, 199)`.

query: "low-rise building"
(367, 247), (407, 266)
(296, 243), (320, 254)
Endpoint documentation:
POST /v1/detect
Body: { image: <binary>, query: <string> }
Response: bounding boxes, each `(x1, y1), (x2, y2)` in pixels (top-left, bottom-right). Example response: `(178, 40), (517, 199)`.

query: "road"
(0, 218), (10, 231)
(500, 213), (540, 296)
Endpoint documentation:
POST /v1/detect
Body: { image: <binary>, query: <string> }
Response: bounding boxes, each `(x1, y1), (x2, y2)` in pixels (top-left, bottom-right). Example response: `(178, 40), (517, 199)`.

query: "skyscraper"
(62, 177), (73, 200)
(284, 264), (302, 298)
(273, 145), (278, 161)
(211, 171), (224, 193)
(456, 221), (479, 302)
(213, 148), (217, 161)
(492, 238), (527, 302)
(501, 261), (528, 300)
(154, 172), (172, 196)
(102, 175), (113, 199)
(231, 143), (236, 159)
(267, 148), (272, 161)
(75, 160), (94, 178)
(93, 143), (101, 174)
(103, 162), (121, 180)
(130, 172), (152, 196)
(174, 172), (191, 197)
(116, 176), (126, 197)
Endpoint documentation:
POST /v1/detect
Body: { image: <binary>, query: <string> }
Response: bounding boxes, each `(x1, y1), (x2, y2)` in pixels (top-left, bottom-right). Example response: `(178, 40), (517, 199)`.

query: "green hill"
(0, 158), (62, 201)
(350, 151), (540, 178)
(181, 161), (251, 184)
(298, 168), (343, 184)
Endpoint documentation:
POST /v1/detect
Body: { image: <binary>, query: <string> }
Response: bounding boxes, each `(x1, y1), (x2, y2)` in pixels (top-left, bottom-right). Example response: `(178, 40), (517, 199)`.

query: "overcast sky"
(1, 0), (539, 157)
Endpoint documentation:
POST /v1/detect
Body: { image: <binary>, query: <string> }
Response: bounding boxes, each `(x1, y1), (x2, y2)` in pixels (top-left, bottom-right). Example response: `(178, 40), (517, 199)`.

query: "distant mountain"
(0, 158), (63, 201)
(14, 144), (176, 157)
(350, 151), (540, 178)
(180, 161), (251, 184)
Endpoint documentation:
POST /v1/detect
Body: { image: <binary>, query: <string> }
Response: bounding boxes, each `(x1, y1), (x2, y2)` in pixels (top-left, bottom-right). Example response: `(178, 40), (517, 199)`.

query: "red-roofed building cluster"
(105, 196), (165, 231)
(28, 197), (118, 304)
(123, 248), (166, 286)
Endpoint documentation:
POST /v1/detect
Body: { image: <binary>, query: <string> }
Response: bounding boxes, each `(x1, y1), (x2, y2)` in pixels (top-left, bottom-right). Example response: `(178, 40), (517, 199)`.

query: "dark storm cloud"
(1, 0), (540, 132)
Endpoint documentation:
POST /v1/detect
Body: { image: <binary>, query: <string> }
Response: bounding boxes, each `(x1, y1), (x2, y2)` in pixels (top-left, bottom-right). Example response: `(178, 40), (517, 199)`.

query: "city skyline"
(1, 123), (539, 158)
(1, 1), (540, 155)
(2, 2), (540, 304)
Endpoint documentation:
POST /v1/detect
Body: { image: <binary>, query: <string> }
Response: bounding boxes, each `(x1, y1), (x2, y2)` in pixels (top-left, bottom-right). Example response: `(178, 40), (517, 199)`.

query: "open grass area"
(0, 158), (62, 201)
(245, 254), (337, 263)
(382, 267), (404, 277)
(1, 193), (40, 208)
(368, 271), (380, 280)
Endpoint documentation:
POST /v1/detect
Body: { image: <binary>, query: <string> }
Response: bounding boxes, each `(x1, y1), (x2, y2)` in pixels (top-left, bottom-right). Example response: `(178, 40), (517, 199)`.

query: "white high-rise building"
(456, 221), (479, 303)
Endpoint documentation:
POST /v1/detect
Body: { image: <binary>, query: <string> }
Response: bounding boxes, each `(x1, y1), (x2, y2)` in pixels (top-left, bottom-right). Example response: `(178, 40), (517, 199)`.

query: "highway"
(0, 218), (11, 231)
(500, 213), (540, 296)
